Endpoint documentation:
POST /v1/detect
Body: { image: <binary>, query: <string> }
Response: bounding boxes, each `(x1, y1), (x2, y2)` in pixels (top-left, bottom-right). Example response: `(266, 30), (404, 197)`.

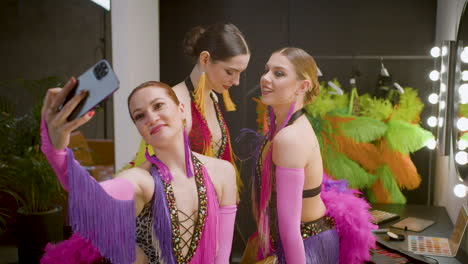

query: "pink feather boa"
(321, 175), (377, 264)
(40, 233), (103, 264)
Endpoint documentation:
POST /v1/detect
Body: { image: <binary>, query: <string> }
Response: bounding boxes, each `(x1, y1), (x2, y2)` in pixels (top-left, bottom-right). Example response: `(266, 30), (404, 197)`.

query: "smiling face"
(260, 52), (306, 106)
(128, 85), (185, 148)
(204, 53), (250, 94)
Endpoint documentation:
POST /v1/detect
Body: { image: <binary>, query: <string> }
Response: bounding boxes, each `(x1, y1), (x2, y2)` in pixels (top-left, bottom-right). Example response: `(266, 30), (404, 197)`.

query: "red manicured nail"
(88, 110), (95, 117)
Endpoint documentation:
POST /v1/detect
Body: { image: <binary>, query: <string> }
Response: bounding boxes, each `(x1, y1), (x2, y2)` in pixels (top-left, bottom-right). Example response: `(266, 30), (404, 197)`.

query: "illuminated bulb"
(460, 84), (468, 103)
(428, 93), (439, 104)
(457, 117), (468, 131)
(453, 184), (467, 198)
(441, 64), (446, 73)
(462, 71), (468, 81)
(429, 70), (440, 81)
(458, 139), (468, 150)
(440, 83), (447, 93)
(461, 47), (468, 63)
(430, 47), (441, 57)
(441, 46), (448, 56)
(460, 84), (468, 96)
(455, 151), (468, 165)
(439, 117), (444, 127)
(425, 138), (436, 150)
(439, 101), (446, 109)
(427, 116), (437, 127)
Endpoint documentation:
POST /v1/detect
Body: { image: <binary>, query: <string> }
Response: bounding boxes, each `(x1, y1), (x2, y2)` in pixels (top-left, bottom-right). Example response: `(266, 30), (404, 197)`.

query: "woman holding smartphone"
(132, 23), (250, 192)
(40, 80), (237, 263)
(242, 47), (376, 264)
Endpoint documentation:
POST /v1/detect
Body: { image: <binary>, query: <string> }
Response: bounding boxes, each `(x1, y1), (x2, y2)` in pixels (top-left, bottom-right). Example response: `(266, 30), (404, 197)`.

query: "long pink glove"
(215, 205), (237, 264)
(276, 166), (306, 264)
(40, 117), (133, 200)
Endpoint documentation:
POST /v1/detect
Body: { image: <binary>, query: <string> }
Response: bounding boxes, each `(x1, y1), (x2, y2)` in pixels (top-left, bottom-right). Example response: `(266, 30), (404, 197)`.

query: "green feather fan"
(385, 120), (434, 154)
(461, 132), (468, 142)
(323, 145), (377, 189)
(358, 94), (393, 121)
(376, 165), (407, 204)
(460, 103), (468, 118)
(305, 79), (349, 117)
(390, 87), (424, 122)
(339, 116), (387, 143)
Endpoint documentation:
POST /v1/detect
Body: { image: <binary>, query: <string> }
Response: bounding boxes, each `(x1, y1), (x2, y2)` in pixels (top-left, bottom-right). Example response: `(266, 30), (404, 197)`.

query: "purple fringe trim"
(151, 166), (176, 264)
(145, 148), (172, 182)
(67, 149), (136, 264)
(276, 228), (340, 264)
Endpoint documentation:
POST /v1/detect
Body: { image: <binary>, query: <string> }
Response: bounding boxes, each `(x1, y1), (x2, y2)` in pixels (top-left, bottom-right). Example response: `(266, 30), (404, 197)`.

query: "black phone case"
(66, 59), (119, 121)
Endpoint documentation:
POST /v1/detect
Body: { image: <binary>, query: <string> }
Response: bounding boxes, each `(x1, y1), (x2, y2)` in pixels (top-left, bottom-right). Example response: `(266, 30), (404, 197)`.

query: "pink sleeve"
(40, 117), (70, 190)
(215, 204), (237, 264)
(40, 117), (134, 200)
(275, 166), (306, 264)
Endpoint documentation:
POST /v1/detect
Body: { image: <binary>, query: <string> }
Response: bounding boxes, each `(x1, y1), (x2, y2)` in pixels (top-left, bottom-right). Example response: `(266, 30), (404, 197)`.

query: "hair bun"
(183, 26), (206, 58)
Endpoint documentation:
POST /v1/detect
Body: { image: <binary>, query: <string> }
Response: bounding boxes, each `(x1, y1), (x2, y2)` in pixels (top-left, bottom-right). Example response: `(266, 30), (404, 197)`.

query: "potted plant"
(0, 77), (67, 264)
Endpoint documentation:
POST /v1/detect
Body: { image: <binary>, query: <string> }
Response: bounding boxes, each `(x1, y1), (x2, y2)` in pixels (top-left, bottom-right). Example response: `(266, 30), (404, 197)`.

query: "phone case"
(67, 59), (119, 120)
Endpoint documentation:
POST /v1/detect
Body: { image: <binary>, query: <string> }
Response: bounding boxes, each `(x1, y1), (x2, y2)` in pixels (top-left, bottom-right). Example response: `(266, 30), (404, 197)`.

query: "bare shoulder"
(273, 125), (305, 151)
(116, 167), (152, 183)
(272, 125), (308, 168)
(194, 153), (235, 178)
(172, 81), (191, 101)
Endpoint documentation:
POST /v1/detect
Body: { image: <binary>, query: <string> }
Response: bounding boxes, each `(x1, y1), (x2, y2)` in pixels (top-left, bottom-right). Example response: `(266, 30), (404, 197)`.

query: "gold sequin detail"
(163, 155), (207, 263)
(300, 216), (335, 239)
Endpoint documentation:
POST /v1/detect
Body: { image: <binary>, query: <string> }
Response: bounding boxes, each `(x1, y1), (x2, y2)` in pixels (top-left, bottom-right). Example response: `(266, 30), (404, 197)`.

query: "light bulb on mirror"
(439, 101), (446, 110)
(438, 117), (444, 127)
(457, 117), (468, 131)
(460, 84), (468, 103)
(428, 93), (439, 104)
(462, 71), (468, 81)
(427, 116), (438, 127)
(440, 83), (447, 93)
(442, 46), (448, 56)
(425, 138), (437, 150)
(458, 139), (468, 150)
(430, 47), (441, 58)
(455, 151), (468, 165)
(461, 47), (468, 63)
(429, 70), (440, 81)
(453, 184), (467, 198)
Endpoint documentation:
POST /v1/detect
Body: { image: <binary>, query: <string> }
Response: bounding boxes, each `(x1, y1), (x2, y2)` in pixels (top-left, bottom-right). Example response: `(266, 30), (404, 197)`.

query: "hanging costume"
(242, 105), (376, 264)
(39, 118), (236, 264)
(132, 77), (242, 190)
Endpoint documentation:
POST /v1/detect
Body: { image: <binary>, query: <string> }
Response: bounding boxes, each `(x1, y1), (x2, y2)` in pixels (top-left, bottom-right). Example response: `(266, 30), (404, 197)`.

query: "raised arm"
(272, 128), (308, 264)
(40, 78), (137, 263)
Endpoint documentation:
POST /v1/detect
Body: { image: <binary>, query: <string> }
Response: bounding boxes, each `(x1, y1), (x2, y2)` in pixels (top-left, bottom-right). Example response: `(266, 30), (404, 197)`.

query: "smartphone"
(61, 59), (119, 121)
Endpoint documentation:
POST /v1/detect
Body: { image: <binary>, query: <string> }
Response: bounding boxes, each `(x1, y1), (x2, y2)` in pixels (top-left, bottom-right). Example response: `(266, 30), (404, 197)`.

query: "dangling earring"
(183, 120), (194, 178)
(194, 72), (206, 116)
(222, 90), (236, 111)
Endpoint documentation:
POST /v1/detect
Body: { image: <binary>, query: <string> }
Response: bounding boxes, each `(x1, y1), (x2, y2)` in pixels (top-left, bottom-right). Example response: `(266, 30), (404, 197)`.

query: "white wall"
(111, 0), (160, 170)
(434, 0), (468, 223)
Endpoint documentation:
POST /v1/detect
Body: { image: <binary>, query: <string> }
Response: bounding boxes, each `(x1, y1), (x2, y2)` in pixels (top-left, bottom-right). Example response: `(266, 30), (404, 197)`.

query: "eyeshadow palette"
(370, 209), (400, 225)
(408, 235), (451, 256)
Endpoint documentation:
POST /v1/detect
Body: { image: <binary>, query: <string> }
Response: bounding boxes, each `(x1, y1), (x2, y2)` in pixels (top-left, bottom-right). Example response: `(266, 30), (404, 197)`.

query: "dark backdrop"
(160, 0), (438, 258)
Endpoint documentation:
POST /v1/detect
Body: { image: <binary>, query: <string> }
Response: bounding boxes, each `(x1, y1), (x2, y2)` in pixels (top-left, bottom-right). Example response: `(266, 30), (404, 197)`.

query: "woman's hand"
(41, 77), (95, 150)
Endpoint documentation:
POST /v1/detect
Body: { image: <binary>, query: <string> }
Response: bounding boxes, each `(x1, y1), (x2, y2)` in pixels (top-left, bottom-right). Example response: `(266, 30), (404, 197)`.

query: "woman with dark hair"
(40, 80), (237, 263)
(241, 47), (376, 264)
(133, 23), (250, 193)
